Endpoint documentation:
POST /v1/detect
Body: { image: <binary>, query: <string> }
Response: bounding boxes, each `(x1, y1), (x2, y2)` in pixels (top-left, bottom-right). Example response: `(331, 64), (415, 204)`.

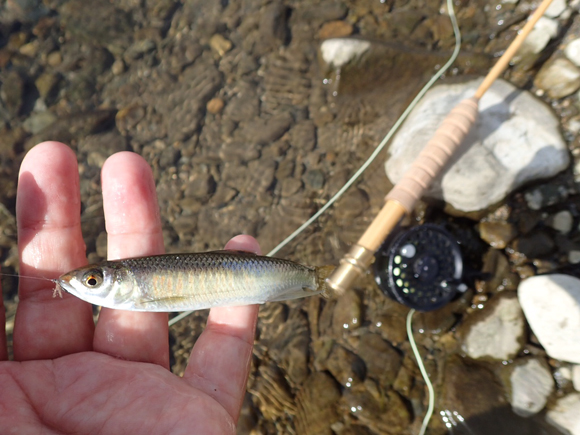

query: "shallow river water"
(1, 0), (579, 434)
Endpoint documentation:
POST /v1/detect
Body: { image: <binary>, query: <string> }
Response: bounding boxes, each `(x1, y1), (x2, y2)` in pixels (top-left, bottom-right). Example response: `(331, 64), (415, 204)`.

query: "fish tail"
(316, 265), (336, 299)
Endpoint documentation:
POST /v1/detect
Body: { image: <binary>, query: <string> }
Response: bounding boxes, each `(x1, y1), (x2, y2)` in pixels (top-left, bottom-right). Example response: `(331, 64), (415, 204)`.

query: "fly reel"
(373, 224), (464, 312)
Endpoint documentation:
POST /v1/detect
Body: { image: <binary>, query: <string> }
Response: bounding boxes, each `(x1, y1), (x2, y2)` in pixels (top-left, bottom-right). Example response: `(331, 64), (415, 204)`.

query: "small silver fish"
(56, 251), (334, 312)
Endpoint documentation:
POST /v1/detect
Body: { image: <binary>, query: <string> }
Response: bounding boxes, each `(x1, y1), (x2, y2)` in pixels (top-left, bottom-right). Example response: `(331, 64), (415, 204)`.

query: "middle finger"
(93, 152), (169, 368)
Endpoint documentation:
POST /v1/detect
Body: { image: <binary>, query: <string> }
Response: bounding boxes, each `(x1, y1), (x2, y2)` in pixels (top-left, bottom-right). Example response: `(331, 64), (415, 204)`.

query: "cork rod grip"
(386, 96), (479, 213)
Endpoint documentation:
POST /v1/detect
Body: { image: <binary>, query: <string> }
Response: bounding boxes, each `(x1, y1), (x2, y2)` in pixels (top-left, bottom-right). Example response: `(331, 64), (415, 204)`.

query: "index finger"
(13, 142), (94, 361)
(183, 235), (260, 423)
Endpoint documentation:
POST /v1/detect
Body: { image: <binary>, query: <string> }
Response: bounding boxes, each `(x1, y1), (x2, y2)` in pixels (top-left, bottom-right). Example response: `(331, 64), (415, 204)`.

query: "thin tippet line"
(407, 309), (436, 435)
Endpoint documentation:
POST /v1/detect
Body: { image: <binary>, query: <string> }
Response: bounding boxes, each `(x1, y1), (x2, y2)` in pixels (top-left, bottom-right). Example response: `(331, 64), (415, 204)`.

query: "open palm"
(0, 142), (259, 434)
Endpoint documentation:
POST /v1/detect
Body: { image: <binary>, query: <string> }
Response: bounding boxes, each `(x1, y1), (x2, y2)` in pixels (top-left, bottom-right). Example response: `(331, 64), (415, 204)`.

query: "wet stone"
(249, 361), (296, 421)
(507, 358), (554, 417)
(224, 84), (260, 122)
(479, 248), (520, 293)
(535, 57), (580, 99)
(356, 333), (402, 388)
(289, 120), (316, 152)
(34, 71), (61, 105)
(172, 215), (198, 239)
(239, 112), (293, 145)
(206, 97), (224, 114)
(479, 221), (518, 249)
(331, 289), (362, 335)
(59, 0), (133, 54)
(513, 231), (555, 259)
(324, 344), (366, 387)
(124, 39), (156, 61)
(460, 294), (525, 361)
(22, 111), (57, 135)
(115, 105), (146, 135)
(303, 168), (325, 190)
(267, 309), (310, 386)
(297, 1), (347, 25)
(184, 173), (216, 199)
(209, 34), (232, 57)
(546, 210), (573, 234)
(280, 178), (303, 197)
(219, 141), (260, 162)
(341, 385), (411, 435)
(209, 185), (238, 207)
(318, 21), (353, 39)
(1, 71), (25, 118)
(254, 1), (289, 56)
(294, 372), (341, 435)
(524, 183), (569, 210)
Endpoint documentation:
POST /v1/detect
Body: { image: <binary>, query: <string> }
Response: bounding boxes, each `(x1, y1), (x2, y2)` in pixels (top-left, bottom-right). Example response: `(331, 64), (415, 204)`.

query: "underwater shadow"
(442, 405), (562, 435)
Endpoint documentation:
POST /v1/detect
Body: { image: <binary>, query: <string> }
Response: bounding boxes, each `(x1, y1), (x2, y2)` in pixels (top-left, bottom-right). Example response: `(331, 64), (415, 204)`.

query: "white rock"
(385, 78), (569, 212)
(463, 297), (524, 360)
(520, 17), (559, 56)
(535, 57), (580, 99)
(569, 250), (580, 264)
(565, 39), (580, 67)
(320, 38), (370, 68)
(546, 210), (574, 234)
(510, 358), (554, 417)
(518, 274), (580, 364)
(546, 393), (580, 435)
(574, 365), (580, 391)
(545, 0), (567, 17)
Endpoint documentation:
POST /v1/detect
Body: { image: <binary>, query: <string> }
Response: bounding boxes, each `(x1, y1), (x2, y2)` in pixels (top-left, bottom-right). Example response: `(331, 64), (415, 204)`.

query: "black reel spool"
(373, 224), (463, 312)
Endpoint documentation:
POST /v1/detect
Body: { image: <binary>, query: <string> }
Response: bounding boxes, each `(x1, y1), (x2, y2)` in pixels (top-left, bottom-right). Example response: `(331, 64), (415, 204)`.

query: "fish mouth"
(54, 274), (75, 295)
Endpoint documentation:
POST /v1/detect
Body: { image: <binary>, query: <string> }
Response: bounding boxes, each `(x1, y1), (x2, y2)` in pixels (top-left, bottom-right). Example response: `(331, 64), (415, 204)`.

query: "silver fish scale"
(116, 251), (317, 310)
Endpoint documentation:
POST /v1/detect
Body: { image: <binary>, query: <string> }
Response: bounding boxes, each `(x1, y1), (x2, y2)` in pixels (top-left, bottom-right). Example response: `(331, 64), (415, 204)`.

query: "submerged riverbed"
(2, 0), (580, 433)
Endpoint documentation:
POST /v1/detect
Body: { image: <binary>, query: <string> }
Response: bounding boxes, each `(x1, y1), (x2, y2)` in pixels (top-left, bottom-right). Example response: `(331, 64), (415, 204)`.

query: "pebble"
(509, 358), (554, 417)
(534, 58), (580, 99)
(518, 274), (580, 364)
(303, 169), (325, 190)
(546, 393), (580, 435)
(1, 70), (25, 117)
(111, 59), (125, 75)
(386, 78), (569, 212)
(318, 21), (353, 39)
(18, 40), (39, 57)
(47, 51), (62, 67)
(519, 17), (558, 57)
(324, 344), (366, 387)
(546, 210), (574, 234)
(209, 34), (232, 57)
(22, 111), (57, 134)
(206, 97), (224, 114)
(320, 38), (371, 68)
(35, 72), (61, 104)
(545, 0), (567, 18)
(461, 295), (525, 360)
(512, 231), (555, 258)
(565, 39), (580, 67)
(569, 250), (580, 264)
(254, 2), (289, 56)
(524, 183), (569, 210)
(478, 221), (517, 249)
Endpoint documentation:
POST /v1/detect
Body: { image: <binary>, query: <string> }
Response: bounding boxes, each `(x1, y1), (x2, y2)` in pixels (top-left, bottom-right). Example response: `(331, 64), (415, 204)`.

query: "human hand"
(0, 142), (258, 434)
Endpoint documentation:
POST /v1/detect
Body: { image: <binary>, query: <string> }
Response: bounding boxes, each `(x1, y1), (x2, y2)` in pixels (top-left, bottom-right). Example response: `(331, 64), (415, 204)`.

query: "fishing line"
(169, 0), (462, 328)
(407, 308), (435, 435)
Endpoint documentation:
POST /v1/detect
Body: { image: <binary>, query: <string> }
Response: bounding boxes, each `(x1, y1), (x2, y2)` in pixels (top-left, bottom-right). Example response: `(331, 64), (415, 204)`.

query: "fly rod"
(326, 0), (555, 294)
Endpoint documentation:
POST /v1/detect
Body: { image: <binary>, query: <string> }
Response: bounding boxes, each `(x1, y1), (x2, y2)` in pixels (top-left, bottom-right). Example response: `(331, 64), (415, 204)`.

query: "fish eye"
(82, 270), (103, 288)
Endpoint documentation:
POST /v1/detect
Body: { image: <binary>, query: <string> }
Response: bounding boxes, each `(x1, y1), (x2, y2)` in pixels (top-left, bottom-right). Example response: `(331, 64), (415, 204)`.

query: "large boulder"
(385, 78), (569, 212)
